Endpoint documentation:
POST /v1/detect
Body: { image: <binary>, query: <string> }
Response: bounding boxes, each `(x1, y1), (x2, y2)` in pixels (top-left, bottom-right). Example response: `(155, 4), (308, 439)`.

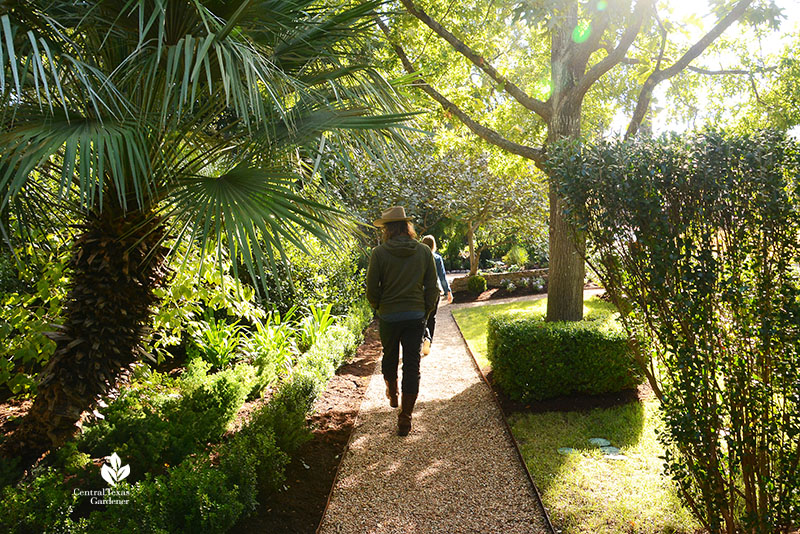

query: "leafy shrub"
(552, 129), (800, 532)
(466, 275), (487, 294)
(0, 247), (67, 400)
(487, 311), (641, 402)
(255, 234), (365, 315)
(79, 361), (250, 474)
(0, 469), (80, 534)
(297, 303), (336, 353)
(83, 456), (243, 534)
(245, 307), (298, 397)
(341, 298), (373, 336)
(187, 315), (245, 370)
(149, 248), (265, 362)
(502, 244), (529, 268)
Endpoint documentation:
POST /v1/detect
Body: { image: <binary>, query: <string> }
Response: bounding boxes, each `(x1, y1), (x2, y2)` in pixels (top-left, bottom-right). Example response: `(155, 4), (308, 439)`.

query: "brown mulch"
(236, 322), (382, 534)
(453, 286), (544, 303)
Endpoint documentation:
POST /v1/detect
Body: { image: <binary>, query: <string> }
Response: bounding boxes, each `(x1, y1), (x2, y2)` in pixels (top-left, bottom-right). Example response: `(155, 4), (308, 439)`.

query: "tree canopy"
(379, 0), (786, 321)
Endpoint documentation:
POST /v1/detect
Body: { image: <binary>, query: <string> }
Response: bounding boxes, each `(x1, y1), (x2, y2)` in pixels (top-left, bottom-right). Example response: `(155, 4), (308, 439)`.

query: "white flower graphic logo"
(101, 453), (130, 487)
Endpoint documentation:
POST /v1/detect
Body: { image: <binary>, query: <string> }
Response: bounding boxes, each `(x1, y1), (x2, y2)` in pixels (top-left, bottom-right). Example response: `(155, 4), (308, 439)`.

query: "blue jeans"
(379, 317), (426, 395)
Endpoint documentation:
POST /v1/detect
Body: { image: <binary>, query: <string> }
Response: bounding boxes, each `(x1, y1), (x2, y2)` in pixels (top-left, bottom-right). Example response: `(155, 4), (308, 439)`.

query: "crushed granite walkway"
(317, 299), (553, 534)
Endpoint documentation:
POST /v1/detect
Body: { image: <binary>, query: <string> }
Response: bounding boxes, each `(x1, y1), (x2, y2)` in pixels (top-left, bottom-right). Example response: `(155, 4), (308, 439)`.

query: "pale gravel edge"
(449, 309), (557, 534)
(316, 302), (556, 534)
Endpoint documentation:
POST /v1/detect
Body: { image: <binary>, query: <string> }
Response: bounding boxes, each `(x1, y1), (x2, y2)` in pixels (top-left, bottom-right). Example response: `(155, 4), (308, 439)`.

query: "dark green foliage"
(0, 470), (79, 534)
(466, 274), (487, 294)
(82, 457), (243, 534)
(255, 236), (366, 316)
(487, 312), (641, 401)
(0, 457), (21, 490)
(0, 250), (24, 294)
(218, 424), (288, 514)
(0, 247), (67, 400)
(79, 361), (249, 474)
(0, 297), (373, 532)
(551, 129), (800, 533)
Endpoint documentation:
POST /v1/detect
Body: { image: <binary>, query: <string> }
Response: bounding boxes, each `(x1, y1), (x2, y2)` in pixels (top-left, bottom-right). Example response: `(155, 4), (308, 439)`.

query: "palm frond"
(164, 164), (355, 293)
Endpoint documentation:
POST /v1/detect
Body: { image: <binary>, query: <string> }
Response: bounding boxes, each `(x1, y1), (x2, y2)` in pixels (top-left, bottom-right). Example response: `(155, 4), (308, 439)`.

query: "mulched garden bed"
(0, 315), (651, 533)
(453, 286), (545, 303)
(453, 282), (602, 304)
(485, 373), (655, 416)
(237, 322), (382, 534)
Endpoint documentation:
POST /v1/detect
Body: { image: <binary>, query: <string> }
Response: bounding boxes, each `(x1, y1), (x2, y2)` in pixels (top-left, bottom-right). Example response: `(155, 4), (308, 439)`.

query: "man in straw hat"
(366, 206), (439, 436)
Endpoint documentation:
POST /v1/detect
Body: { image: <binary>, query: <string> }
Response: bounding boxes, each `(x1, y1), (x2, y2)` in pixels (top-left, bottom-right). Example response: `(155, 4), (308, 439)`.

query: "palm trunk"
(2, 211), (167, 470)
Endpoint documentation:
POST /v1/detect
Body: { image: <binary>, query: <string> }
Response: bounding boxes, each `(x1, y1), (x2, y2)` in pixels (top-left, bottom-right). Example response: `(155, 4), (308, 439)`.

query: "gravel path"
(317, 301), (552, 534)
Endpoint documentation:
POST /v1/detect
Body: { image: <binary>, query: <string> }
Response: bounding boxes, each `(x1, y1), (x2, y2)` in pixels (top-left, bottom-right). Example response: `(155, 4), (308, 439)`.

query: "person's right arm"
(365, 248), (381, 311)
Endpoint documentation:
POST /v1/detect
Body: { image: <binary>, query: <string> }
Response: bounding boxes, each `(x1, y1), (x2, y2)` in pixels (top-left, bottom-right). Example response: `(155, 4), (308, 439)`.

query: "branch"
(570, 0), (651, 102)
(377, 18), (546, 164)
(626, 0), (754, 138)
(619, 55), (775, 76)
(687, 65), (775, 76)
(572, 3), (614, 72)
(398, 0), (552, 122)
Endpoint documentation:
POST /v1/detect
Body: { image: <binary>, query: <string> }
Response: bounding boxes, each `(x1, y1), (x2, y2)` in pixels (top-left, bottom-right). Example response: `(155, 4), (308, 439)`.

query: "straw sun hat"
(372, 206), (413, 227)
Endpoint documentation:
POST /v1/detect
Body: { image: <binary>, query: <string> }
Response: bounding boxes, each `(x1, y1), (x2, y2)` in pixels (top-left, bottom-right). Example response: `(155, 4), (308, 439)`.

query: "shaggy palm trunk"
(545, 5), (586, 322)
(2, 211), (167, 470)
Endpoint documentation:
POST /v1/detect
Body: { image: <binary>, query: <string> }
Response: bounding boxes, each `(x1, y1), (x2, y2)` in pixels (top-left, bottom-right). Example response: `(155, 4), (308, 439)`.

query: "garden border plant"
(550, 129), (800, 534)
(0, 298), (374, 534)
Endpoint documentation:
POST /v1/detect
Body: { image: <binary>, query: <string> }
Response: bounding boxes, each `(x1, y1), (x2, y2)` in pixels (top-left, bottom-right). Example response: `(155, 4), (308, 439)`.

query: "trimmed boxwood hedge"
(487, 311), (642, 402)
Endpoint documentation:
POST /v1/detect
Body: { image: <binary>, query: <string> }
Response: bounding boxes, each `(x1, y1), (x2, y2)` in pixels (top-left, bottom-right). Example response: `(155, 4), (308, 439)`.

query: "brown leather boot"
(397, 393), (418, 436)
(384, 379), (398, 408)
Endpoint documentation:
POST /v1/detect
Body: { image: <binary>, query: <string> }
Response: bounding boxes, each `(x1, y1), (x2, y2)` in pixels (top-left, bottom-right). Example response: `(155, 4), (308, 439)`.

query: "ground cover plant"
(452, 295), (696, 533)
(552, 130), (800, 533)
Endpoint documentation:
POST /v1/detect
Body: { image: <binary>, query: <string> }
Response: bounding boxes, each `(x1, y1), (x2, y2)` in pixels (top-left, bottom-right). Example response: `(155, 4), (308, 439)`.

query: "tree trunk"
(545, 5), (586, 322)
(467, 223), (478, 275)
(1, 211), (167, 471)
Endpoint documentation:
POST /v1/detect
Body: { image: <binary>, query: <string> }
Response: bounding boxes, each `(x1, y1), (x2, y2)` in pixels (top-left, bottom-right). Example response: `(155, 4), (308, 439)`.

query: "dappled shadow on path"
(319, 343), (551, 534)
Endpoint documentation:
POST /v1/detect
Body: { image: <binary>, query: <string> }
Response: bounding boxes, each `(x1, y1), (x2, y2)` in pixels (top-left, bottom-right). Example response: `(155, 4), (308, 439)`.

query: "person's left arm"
(435, 255), (451, 296)
(423, 249), (439, 318)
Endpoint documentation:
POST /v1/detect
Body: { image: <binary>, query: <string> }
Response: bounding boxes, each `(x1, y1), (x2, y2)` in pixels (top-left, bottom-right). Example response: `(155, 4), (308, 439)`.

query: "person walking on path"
(420, 235), (452, 356)
(366, 206), (439, 436)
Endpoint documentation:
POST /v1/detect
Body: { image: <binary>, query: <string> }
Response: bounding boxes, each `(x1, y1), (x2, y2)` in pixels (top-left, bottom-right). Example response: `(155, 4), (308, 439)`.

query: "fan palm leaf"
(0, 0), (410, 469)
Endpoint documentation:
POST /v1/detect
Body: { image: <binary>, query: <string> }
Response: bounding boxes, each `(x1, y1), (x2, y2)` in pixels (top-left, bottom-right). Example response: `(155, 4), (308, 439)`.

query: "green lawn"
(451, 296), (699, 534)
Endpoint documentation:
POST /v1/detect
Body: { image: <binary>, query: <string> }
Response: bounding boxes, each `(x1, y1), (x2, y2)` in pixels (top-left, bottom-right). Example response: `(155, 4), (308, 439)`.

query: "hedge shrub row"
(0, 299), (374, 534)
(487, 310), (642, 402)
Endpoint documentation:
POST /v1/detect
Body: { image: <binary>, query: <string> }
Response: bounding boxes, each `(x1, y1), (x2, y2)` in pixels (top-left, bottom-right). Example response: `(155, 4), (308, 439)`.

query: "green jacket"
(366, 235), (439, 319)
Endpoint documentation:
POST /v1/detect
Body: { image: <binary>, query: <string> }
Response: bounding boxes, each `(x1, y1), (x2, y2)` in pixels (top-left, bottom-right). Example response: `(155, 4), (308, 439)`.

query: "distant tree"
(379, 0), (783, 321)
(338, 138), (546, 273)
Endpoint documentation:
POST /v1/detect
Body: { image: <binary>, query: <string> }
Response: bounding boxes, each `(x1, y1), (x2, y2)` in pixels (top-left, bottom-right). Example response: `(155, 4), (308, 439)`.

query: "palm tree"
(0, 0), (408, 469)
